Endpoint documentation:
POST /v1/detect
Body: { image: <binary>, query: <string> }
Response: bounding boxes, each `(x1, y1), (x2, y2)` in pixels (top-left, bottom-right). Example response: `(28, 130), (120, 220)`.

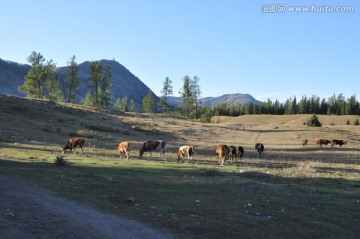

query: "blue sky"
(1, 0), (359, 102)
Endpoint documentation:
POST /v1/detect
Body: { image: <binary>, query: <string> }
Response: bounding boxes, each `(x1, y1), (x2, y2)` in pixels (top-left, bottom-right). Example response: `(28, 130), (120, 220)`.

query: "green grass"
(1, 143), (359, 239)
(1, 95), (359, 238)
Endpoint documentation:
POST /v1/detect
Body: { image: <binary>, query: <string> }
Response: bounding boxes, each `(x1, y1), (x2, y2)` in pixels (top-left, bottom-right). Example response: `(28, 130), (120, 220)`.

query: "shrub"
(203, 169), (223, 177)
(85, 124), (120, 133)
(70, 129), (107, 139)
(306, 114), (322, 127)
(346, 119), (350, 125)
(354, 119), (360, 126)
(55, 156), (70, 166)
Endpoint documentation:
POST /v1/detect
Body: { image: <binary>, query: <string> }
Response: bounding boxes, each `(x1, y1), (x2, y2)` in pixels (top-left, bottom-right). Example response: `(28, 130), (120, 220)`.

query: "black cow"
(228, 146), (237, 161)
(255, 143), (264, 155)
(331, 139), (347, 148)
(140, 140), (166, 157)
(237, 146), (244, 159)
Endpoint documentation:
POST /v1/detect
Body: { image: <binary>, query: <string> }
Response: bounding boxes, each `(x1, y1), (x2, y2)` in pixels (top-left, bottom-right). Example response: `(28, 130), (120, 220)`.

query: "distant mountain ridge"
(0, 58), (262, 108)
(167, 93), (262, 107)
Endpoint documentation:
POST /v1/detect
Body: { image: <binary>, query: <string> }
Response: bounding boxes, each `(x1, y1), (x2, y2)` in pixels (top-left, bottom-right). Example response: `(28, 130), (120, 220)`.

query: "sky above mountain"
(1, 0), (359, 102)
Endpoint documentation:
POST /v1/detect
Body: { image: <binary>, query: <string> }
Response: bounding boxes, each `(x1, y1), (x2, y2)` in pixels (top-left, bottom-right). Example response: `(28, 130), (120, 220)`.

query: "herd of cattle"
(62, 136), (346, 165)
(303, 138), (347, 148)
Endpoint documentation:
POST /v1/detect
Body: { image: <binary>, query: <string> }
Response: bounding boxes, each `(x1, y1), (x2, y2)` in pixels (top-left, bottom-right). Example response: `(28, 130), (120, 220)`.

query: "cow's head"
(62, 144), (70, 154)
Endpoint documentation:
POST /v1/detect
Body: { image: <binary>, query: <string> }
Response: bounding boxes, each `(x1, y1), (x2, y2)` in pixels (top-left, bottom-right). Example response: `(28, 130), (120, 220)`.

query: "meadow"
(0, 95), (359, 238)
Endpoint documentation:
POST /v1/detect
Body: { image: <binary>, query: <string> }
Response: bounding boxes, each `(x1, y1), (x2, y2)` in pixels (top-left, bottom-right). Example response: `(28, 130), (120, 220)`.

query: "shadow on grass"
(0, 158), (359, 239)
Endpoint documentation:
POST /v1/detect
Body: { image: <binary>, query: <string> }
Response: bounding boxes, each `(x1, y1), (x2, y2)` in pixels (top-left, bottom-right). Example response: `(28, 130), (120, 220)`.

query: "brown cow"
(118, 141), (130, 159)
(177, 145), (195, 162)
(315, 138), (331, 147)
(140, 140), (166, 157)
(62, 138), (85, 154)
(215, 144), (230, 166)
(302, 139), (308, 146)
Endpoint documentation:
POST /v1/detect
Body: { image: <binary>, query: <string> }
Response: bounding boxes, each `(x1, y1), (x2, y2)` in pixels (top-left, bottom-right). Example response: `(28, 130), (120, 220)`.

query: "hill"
(0, 58), (157, 108)
(56, 59), (159, 107)
(167, 93), (262, 107)
(0, 58), (30, 96)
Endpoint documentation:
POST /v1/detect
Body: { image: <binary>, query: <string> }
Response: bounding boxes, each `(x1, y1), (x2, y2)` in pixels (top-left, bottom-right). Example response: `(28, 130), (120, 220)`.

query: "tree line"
(159, 79), (360, 122)
(18, 51), (359, 120)
(19, 51), (114, 108)
(206, 94), (360, 117)
(18, 51), (203, 115)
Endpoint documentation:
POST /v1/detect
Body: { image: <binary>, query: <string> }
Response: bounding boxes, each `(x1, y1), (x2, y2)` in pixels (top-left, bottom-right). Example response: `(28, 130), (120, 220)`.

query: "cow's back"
(119, 141), (129, 151)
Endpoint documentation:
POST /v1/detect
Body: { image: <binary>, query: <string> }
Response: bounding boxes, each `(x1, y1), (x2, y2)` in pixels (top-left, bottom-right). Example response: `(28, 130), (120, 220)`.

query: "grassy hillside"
(1, 94), (360, 238)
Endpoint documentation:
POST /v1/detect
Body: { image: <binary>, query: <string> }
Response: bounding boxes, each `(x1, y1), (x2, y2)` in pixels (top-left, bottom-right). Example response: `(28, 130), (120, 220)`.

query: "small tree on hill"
(64, 55), (80, 103)
(306, 113), (322, 127)
(19, 51), (53, 99)
(129, 99), (137, 112)
(159, 77), (173, 113)
(354, 119), (359, 126)
(142, 90), (156, 113)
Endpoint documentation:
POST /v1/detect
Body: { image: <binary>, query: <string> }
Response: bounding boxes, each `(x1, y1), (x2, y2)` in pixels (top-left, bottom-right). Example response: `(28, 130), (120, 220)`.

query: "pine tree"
(190, 76), (201, 120)
(19, 51), (47, 99)
(142, 91), (155, 113)
(306, 114), (322, 127)
(179, 75), (193, 117)
(99, 66), (112, 107)
(87, 61), (102, 105)
(64, 55), (80, 103)
(86, 61), (112, 107)
(45, 60), (59, 101)
(129, 99), (136, 112)
(159, 77), (173, 113)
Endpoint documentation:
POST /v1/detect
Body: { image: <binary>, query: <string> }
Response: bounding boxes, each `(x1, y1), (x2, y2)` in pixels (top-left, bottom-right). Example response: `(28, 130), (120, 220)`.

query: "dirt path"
(0, 175), (172, 239)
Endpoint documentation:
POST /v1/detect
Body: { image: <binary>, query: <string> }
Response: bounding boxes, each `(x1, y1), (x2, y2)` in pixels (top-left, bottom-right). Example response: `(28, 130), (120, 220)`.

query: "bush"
(70, 129), (107, 139)
(85, 124), (120, 133)
(55, 156), (70, 166)
(203, 169), (223, 177)
(354, 119), (360, 126)
(346, 119), (351, 125)
(306, 114), (322, 127)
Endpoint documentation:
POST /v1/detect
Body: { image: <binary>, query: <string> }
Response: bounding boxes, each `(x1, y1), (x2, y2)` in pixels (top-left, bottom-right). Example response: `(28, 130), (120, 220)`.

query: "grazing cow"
(118, 141), (130, 159)
(228, 146), (237, 161)
(62, 138), (85, 154)
(331, 139), (347, 148)
(302, 139), (308, 146)
(237, 146), (244, 159)
(215, 144), (230, 166)
(177, 145), (195, 162)
(255, 143), (264, 155)
(139, 140), (166, 157)
(315, 138), (331, 147)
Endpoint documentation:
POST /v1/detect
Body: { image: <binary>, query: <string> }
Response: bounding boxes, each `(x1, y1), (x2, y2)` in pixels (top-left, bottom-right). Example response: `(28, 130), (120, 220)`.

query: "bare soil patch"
(0, 175), (171, 239)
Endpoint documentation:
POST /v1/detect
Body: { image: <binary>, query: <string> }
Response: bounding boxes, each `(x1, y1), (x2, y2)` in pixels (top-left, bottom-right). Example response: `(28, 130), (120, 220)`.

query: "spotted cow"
(140, 140), (166, 157)
(177, 145), (195, 162)
(62, 138), (85, 154)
